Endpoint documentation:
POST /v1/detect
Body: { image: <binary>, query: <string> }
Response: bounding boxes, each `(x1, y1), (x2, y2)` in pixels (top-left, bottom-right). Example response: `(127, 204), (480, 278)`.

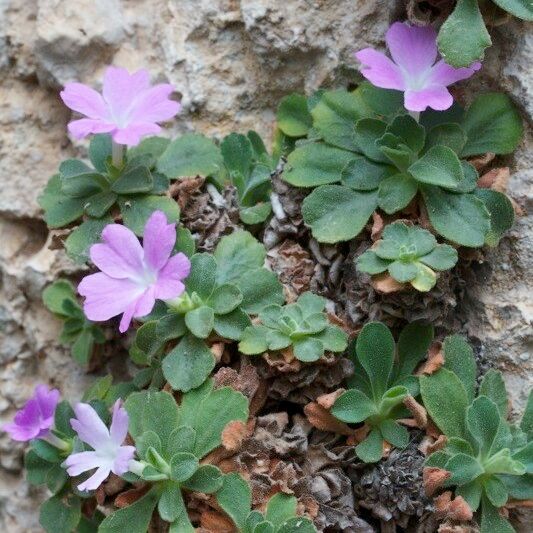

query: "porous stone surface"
(0, 1), (530, 531)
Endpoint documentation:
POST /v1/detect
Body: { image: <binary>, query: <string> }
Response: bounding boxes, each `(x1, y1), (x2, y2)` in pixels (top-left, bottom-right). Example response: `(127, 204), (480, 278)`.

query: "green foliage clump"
(420, 336), (533, 533)
(278, 86), (519, 248)
(331, 322), (434, 462)
(357, 222), (458, 291)
(239, 292), (348, 362)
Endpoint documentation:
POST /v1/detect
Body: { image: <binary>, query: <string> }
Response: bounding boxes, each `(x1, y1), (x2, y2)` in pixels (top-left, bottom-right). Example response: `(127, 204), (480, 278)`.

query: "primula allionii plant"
(216, 472), (317, 532)
(420, 336), (533, 533)
(357, 222), (458, 291)
(78, 210), (191, 333)
(331, 322), (434, 462)
(2, 385), (60, 442)
(65, 401), (135, 491)
(355, 22), (480, 112)
(61, 66), (180, 147)
(239, 292), (348, 362)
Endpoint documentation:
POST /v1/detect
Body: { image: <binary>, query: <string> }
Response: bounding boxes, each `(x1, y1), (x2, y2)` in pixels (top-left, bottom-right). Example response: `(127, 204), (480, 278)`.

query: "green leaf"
(354, 118), (388, 162)
(341, 156), (393, 191)
(356, 251), (389, 275)
(502, 473), (533, 500)
(157, 133), (223, 179)
(474, 189), (514, 247)
(158, 482), (186, 522)
(420, 368), (468, 438)
(314, 325), (348, 353)
(265, 493), (297, 528)
(379, 419), (409, 448)
(492, 0), (533, 20)
(377, 173), (418, 214)
(480, 495), (515, 533)
(25, 450), (54, 485)
(170, 452), (199, 482)
(111, 166), (153, 194)
(466, 396), (503, 457)
(479, 370), (508, 419)
(119, 195), (180, 236)
(421, 185), (490, 247)
(39, 175), (86, 228)
(410, 263), (437, 292)
(40, 495), (81, 533)
(456, 480), (483, 511)
(462, 93), (523, 156)
(419, 244), (458, 271)
(355, 82), (404, 118)
(185, 306), (215, 338)
(283, 143), (354, 187)
(181, 464), (223, 493)
(395, 322), (434, 381)
(484, 476), (509, 508)
(356, 322), (395, 401)
(239, 325), (269, 354)
(277, 517), (317, 533)
(162, 335), (215, 392)
(311, 89), (370, 151)
(185, 253), (217, 299)
(207, 283), (242, 315)
(356, 428), (384, 463)
(98, 487), (159, 533)
(424, 123), (467, 155)
(213, 307), (251, 340)
(442, 334), (477, 403)
(89, 134), (112, 172)
(408, 145), (463, 189)
(128, 137), (170, 161)
(240, 203), (272, 225)
(388, 260), (418, 282)
(42, 279), (79, 316)
(214, 231), (266, 285)
(237, 268), (284, 314)
(387, 114), (426, 153)
(216, 473), (252, 530)
(84, 191), (117, 218)
(221, 133), (253, 180)
(65, 217), (112, 264)
(277, 94), (313, 137)
(331, 389), (376, 423)
(437, 0), (491, 67)
(293, 337), (324, 362)
(445, 453), (484, 485)
(302, 185), (377, 243)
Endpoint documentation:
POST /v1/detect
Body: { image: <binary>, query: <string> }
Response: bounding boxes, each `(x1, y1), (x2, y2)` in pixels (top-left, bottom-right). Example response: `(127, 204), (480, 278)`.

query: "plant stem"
(409, 111), (420, 123)
(42, 433), (70, 451)
(112, 141), (125, 168)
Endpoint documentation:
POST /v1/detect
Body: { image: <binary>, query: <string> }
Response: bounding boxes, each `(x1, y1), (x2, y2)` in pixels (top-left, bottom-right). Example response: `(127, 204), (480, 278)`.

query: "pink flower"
(78, 210), (191, 333)
(65, 401), (135, 491)
(355, 22), (481, 112)
(60, 66), (181, 146)
(2, 385), (60, 442)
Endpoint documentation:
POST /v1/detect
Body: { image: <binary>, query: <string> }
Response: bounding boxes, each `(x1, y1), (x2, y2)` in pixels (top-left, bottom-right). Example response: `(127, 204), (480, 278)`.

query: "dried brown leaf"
(316, 389), (345, 410)
(371, 273), (405, 294)
(423, 467), (451, 497)
(418, 342), (444, 375)
(221, 420), (250, 452)
(303, 402), (356, 436)
(403, 395), (428, 428)
(114, 485), (150, 508)
(199, 509), (235, 532)
(477, 167), (510, 191)
(469, 152), (495, 171)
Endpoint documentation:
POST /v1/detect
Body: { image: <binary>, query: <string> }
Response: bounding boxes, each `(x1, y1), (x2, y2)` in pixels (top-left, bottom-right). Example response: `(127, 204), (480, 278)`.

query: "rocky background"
(0, 1), (530, 531)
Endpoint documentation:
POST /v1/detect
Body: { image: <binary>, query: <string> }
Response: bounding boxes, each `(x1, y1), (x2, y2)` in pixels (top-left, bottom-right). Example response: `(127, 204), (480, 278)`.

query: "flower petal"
(428, 60), (482, 87)
(119, 299), (138, 334)
(97, 224), (145, 275)
(132, 287), (156, 319)
(143, 211), (176, 271)
(77, 466), (111, 492)
(35, 385), (60, 420)
(112, 123), (162, 146)
(404, 86), (453, 112)
(2, 420), (40, 441)
(65, 451), (102, 476)
(102, 67), (151, 118)
(60, 83), (108, 119)
(386, 22), (437, 76)
(109, 401), (129, 445)
(70, 403), (111, 450)
(129, 84), (181, 124)
(78, 273), (144, 322)
(67, 119), (115, 140)
(155, 252), (191, 300)
(112, 446), (136, 476)
(355, 49), (405, 90)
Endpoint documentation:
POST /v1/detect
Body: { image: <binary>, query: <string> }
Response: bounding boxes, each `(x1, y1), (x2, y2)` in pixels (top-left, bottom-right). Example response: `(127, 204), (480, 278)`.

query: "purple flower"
(78, 210), (191, 333)
(65, 401), (136, 492)
(355, 22), (481, 112)
(2, 385), (60, 442)
(60, 66), (181, 146)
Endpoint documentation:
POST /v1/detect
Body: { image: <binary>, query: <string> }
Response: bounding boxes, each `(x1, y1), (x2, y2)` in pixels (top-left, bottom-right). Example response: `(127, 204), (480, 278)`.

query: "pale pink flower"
(2, 385), (60, 442)
(65, 401), (135, 492)
(355, 22), (481, 112)
(60, 66), (181, 146)
(78, 210), (191, 333)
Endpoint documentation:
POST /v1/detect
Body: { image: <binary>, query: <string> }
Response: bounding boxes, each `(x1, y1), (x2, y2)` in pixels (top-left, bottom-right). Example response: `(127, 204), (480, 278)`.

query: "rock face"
(0, 1), (530, 531)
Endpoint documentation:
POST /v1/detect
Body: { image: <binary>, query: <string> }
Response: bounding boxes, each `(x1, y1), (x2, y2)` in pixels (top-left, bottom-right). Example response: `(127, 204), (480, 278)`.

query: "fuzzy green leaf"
(65, 217), (112, 264)
(119, 195), (180, 236)
(216, 473), (252, 530)
(40, 495), (81, 533)
(408, 145), (463, 189)
(277, 94), (313, 137)
(181, 465), (223, 493)
(377, 173), (418, 214)
(356, 428), (384, 463)
(474, 189), (515, 247)
(341, 156), (393, 191)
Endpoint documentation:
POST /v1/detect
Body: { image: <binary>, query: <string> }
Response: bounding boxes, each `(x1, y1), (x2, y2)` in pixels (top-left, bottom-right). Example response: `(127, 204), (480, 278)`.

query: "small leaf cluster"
(331, 322), (434, 462)
(437, 0), (533, 68)
(357, 222), (458, 292)
(130, 231), (284, 391)
(97, 380), (249, 532)
(42, 280), (105, 366)
(420, 337), (532, 533)
(216, 473), (316, 533)
(278, 86), (519, 248)
(239, 292), (348, 362)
